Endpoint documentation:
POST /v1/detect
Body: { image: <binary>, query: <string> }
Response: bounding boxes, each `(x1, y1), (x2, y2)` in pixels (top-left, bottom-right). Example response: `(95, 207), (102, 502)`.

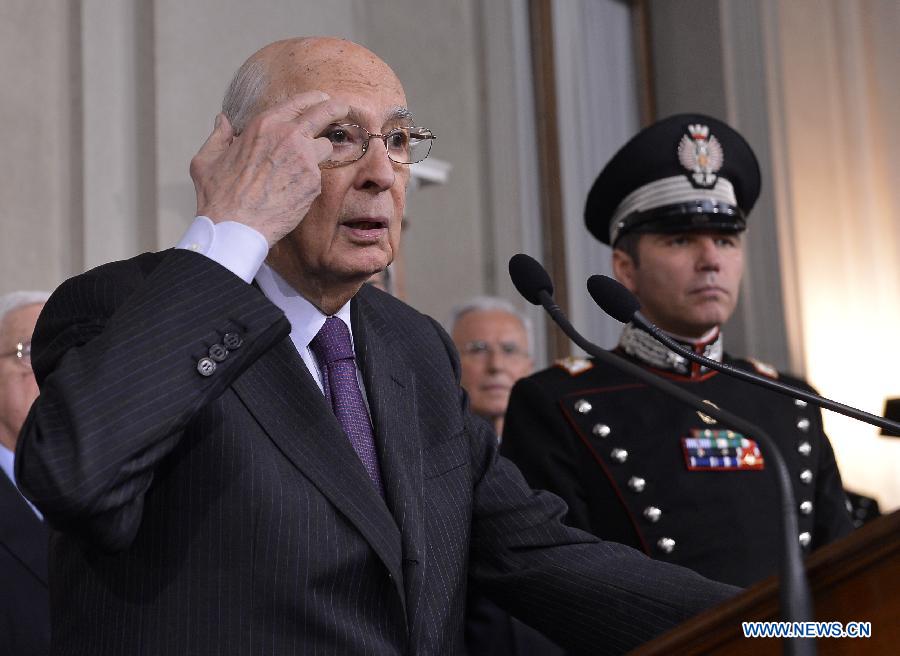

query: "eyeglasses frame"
(320, 123), (436, 169)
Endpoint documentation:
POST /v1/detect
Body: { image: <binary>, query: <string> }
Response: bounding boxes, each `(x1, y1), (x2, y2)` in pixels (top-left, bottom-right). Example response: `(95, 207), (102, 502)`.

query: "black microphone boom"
(509, 255), (815, 656)
(586, 274), (900, 435)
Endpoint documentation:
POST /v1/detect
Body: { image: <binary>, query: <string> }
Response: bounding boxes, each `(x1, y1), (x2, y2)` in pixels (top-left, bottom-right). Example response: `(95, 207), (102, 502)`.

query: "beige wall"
(0, 0), (514, 328)
(0, 1), (81, 291)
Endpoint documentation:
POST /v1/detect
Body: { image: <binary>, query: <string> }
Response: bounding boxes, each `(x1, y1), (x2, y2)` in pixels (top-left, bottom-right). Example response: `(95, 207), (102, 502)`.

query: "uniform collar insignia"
(618, 322), (723, 377)
(555, 355), (595, 376)
(677, 123), (724, 188)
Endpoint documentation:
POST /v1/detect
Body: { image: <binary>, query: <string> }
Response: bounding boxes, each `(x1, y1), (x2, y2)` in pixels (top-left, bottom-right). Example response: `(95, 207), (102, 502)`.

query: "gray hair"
(0, 291), (50, 335)
(222, 59), (268, 134)
(448, 296), (534, 352)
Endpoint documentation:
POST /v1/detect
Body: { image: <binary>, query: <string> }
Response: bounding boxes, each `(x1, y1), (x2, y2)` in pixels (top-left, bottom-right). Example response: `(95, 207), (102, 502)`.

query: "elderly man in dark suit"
(16, 38), (736, 655)
(0, 291), (50, 656)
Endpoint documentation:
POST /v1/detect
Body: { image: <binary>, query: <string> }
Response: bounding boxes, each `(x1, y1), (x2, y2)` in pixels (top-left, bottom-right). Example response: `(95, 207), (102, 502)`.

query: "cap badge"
(677, 124), (724, 188)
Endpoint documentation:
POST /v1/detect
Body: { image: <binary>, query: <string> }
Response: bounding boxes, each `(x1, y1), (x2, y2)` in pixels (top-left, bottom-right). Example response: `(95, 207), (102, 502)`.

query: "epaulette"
(554, 355), (594, 376)
(746, 357), (779, 379)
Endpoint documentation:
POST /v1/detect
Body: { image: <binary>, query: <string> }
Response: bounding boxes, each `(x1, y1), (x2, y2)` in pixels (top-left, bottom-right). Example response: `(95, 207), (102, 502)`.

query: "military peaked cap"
(585, 113), (761, 246)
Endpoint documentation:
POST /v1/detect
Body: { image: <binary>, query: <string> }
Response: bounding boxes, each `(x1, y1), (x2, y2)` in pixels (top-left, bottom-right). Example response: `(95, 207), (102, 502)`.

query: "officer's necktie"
(310, 317), (385, 496)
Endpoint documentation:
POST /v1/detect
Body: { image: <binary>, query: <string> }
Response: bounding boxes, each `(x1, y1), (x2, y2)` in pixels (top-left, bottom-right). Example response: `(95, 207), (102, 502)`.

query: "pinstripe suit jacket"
(16, 250), (736, 655)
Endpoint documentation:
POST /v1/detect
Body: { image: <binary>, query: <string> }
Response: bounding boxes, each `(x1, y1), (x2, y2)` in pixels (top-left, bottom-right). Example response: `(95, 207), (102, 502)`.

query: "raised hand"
(190, 91), (349, 247)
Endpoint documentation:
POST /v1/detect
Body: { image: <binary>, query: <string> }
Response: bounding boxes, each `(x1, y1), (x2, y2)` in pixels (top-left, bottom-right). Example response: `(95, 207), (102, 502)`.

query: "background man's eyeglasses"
(461, 340), (529, 361)
(320, 123), (436, 168)
(1, 341), (32, 369)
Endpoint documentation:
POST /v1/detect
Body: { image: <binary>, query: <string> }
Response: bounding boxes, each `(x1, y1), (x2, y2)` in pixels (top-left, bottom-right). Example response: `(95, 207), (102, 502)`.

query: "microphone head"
(587, 275), (641, 323)
(509, 254), (554, 305)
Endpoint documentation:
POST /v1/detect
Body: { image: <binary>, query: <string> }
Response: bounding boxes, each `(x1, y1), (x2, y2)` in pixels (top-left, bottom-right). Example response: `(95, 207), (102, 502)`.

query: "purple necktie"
(310, 317), (384, 496)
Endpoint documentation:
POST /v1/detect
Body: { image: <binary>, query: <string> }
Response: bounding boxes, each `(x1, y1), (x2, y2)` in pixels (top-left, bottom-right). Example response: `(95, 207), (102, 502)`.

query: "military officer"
(500, 114), (854, 588)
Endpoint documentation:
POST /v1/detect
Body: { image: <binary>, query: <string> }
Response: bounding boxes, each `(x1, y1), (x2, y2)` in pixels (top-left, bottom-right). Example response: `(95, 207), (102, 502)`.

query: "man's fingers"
(259, 91), (349, 139)
(311, 136), (335, 163)
(292, 98), (350, 139)
(266, 90), (332, 121)
(194, 113), (234, 163)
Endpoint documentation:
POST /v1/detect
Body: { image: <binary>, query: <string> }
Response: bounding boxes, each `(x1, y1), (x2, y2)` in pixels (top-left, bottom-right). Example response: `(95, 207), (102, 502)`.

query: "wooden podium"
(632, 510), (900, 654)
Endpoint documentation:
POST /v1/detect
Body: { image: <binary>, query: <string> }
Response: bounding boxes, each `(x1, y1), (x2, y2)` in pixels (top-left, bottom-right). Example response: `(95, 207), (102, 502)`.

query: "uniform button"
(610, 448), (628, 464)
(643, 506), (662, 523)
(592, 423), (611, 438)
(628, 476), (646, 493)
(798, 532), (812, 548)
(657, 537), (676, 554)
(797, 441), (812, 456)
(799, 500), (813, 515)
(796, 418), (810, 432)
(799, 469), (813, 484)
(223, 332), (243, 350)
(795, 399), (808, 408)
(845, 498), (853, 514)
(197, 357), (217, 376)
(574, 399), (592, 415)
(209, 343), (228, 362)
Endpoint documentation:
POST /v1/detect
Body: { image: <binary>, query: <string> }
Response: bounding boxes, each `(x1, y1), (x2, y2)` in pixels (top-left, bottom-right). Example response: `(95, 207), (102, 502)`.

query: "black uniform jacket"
(501, 352), (854, 588)
(15, 250), (737, 655)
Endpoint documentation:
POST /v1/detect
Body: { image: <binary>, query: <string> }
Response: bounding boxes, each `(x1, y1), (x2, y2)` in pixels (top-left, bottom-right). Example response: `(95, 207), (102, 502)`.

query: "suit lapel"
(0, 472), (48, 585)
(231, 336), (405, 594)
(352, 291), (426, 625)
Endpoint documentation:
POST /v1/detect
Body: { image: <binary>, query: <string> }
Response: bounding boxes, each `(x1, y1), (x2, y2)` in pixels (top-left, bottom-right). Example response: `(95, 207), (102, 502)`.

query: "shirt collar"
(0, 443), (14, 486)
(618, 322), (722, 377)
(254, 263), (354, 350)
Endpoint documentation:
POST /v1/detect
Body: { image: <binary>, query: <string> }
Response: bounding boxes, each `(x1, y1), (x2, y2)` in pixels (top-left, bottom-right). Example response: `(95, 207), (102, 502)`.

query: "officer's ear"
(612, 248), (638, 294)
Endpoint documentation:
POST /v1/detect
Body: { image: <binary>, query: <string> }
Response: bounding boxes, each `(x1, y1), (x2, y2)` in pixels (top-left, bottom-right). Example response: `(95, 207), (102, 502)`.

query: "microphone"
(587, 274), (900, 435)
(509, 253), (554, 304)
(509, 254), (815, 654)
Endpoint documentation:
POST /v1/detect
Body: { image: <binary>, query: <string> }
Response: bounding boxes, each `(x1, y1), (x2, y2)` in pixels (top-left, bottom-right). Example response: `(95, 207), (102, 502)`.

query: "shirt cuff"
(176, 216), (269, 284)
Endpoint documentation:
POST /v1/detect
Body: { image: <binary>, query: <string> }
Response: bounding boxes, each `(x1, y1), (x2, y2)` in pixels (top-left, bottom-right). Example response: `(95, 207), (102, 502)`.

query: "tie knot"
(310, 316), (355, 365)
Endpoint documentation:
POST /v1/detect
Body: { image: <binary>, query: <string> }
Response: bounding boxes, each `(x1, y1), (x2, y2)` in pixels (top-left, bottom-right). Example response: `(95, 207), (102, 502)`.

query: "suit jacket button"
(797, 441), (812, 456)
(798, 532), (812, 548)
(628, 476), (646, 493)
(197, 357), (217, 376)
(610, 448), (628, 463)
(209, 343), (228, 362)
(795, 399), (808, 408)
(796, 418), (811, 432)
(657, 537), (676, 554)
(799, 500), (813, 515)
(799, 469), (813, 484)
(574, 399), (592, 414)
(223, 332), (243, 350)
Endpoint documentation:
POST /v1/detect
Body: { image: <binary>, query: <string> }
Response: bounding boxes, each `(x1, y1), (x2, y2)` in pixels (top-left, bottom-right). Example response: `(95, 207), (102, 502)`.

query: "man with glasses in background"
(450, 297), (534, 438)
(0, 291), (50, 656)
(450, 297), (566, 655)
(17, 39), (736, 654)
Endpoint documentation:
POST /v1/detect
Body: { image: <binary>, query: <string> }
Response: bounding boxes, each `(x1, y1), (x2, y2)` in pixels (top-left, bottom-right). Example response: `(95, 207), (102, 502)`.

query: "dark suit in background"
(0, 471), (49, 656)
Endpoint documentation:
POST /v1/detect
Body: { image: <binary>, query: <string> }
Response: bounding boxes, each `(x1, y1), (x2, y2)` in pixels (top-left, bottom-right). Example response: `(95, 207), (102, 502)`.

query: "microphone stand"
(535, 289), (816, 656)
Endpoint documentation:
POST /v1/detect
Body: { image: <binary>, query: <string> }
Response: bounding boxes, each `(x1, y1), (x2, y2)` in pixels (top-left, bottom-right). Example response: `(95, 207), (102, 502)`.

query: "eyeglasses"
(460, 340), (529, 361)
(1, 341), (32, 369)
(320, 123), (436, 168)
